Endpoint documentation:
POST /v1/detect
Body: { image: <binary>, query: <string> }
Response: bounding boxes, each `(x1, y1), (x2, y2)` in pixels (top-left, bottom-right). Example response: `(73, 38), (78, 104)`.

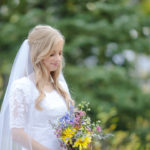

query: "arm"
(11, 128), (50, 150)
(9, 80), (51, 150)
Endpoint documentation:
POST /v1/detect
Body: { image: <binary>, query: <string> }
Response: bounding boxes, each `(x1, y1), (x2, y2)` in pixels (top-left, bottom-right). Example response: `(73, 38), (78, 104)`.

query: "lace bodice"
(9, 77), (69, 150)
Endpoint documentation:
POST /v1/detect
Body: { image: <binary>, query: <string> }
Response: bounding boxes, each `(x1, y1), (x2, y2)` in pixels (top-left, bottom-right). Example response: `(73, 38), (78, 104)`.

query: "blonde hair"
(28, 25), (75, 110)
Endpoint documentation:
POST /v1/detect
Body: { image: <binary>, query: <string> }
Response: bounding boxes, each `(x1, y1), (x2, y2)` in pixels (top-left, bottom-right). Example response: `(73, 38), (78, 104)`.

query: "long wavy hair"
(28, 25), (74, 111)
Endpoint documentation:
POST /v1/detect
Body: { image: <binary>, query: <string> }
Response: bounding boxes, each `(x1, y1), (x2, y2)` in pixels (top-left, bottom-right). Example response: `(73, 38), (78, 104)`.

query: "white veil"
(0, 39), (70, 150)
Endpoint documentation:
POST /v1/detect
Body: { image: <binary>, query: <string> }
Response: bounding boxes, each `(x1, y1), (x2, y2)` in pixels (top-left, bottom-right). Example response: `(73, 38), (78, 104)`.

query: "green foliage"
(0, 0), (150, 149)
(64, 65), (150, 149)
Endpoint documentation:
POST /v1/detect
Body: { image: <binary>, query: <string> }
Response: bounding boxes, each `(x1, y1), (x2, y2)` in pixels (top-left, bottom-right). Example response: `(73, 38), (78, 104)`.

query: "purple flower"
(75, 116), (80, 121)
(87, 127), (91, 132)
(96, 126), (101, 132)
(79, 111), (86, 117)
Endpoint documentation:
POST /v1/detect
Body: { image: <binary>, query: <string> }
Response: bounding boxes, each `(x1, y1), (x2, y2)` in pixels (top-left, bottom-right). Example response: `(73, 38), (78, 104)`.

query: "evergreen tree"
(0, 0), (150, 149)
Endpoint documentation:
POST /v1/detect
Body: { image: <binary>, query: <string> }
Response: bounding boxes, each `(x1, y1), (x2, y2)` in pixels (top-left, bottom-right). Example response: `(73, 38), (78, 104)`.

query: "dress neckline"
(26, 73), (56, 94)
(44, 89), (56, 94)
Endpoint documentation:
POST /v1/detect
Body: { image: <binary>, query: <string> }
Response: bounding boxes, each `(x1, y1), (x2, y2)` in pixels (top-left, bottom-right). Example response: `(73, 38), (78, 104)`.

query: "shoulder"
(59, 80), (68, 89)
(11, 77), (33, 90)
(59, 80), (70, 94)
(9, 77), (35, 104)
(10, 77), (34, 100)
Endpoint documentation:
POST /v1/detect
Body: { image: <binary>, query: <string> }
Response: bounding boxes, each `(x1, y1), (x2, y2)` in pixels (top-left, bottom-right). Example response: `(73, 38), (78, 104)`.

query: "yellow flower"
(73, 136), (92, 150)
(87, 131), (91, 136)
(61, 127), (76, 144)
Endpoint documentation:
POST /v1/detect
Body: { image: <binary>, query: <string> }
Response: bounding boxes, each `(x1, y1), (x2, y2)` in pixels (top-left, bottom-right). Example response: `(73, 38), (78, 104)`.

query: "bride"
(0, 25), (75, 150)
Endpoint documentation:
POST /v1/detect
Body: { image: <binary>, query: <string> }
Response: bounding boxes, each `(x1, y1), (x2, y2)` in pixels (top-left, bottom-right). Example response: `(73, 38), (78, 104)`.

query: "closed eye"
(50, 53), (54, 56)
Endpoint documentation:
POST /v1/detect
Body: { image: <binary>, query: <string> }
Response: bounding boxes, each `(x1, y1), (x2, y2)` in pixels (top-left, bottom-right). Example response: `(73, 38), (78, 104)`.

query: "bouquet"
(51, 101), (111, 150)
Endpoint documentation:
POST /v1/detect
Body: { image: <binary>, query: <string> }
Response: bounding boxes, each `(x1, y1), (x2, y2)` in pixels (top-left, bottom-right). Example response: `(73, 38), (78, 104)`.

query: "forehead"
(51, 40), (64, 52)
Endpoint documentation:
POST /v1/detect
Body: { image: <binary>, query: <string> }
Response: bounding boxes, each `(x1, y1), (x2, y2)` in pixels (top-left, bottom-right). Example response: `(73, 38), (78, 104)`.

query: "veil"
(0, 39), (71, 150)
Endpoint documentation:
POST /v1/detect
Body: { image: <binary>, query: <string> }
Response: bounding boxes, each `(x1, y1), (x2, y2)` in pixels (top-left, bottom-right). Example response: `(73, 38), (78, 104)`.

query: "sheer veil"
(0, 39), (70, 150)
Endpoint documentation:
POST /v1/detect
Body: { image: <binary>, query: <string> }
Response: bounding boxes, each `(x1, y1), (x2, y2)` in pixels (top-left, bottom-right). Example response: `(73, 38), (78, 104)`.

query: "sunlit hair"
(28, 25), (75, 110)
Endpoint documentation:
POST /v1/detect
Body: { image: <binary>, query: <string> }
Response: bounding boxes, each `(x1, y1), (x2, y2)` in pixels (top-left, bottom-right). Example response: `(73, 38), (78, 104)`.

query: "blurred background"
(0, 0), (150, 149)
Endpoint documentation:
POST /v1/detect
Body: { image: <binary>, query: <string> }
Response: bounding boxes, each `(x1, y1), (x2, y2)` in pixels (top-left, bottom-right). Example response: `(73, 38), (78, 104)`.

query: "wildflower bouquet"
(52, 101), (109, 150)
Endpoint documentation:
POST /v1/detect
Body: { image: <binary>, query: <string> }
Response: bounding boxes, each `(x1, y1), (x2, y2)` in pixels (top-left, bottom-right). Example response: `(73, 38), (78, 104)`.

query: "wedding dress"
(0, 39), (72, 150)
(9, 75), (69, 150)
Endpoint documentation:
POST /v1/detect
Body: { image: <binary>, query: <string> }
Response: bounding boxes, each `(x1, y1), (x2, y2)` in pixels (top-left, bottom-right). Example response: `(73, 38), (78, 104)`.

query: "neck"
(29, 72), (53, 84)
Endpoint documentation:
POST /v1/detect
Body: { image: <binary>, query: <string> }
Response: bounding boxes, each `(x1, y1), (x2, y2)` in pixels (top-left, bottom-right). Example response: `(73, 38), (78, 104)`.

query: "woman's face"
(43, 40), (64, 73)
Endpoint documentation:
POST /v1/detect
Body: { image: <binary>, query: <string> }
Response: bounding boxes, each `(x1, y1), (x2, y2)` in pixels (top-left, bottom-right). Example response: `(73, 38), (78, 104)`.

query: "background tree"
(0, 0), (150, 149)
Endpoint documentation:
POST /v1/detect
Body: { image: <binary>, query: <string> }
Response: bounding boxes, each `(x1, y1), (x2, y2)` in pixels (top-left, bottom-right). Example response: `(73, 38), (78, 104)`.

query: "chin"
(49, 68), (58, 72)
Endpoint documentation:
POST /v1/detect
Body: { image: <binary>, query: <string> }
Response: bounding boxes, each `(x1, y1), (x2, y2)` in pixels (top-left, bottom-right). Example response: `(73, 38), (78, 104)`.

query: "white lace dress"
(9, 77), (69, 150)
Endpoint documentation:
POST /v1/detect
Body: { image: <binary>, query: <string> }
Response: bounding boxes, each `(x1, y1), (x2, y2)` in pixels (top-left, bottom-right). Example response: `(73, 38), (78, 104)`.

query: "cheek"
(43, 58), (52, 64)
(43, 59), (50, 67)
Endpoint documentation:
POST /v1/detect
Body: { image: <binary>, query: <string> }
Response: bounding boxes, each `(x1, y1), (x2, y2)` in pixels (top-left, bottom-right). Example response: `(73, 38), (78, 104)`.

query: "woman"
(0, 25), (75, 150)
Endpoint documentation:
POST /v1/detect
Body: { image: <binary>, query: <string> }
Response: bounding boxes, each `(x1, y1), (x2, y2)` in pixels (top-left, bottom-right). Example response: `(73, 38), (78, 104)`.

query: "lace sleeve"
(9, 79), (29, 129)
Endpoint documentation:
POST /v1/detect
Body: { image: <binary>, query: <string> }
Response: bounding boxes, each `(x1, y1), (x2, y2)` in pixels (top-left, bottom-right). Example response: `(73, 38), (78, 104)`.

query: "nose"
(55, 54), (61, 62)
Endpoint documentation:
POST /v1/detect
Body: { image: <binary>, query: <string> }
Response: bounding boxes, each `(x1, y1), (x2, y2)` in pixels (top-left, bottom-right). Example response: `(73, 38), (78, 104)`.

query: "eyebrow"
(53, 49), (62, 52)
(50, 49), (62, 54)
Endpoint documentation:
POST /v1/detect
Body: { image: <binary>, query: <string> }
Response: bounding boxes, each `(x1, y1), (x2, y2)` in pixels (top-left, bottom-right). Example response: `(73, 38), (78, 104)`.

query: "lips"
(51, 63), (58, 66)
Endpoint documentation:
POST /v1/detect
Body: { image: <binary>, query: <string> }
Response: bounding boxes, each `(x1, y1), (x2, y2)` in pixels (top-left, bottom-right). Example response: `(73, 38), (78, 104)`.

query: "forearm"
(11, 128), (50, 150)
